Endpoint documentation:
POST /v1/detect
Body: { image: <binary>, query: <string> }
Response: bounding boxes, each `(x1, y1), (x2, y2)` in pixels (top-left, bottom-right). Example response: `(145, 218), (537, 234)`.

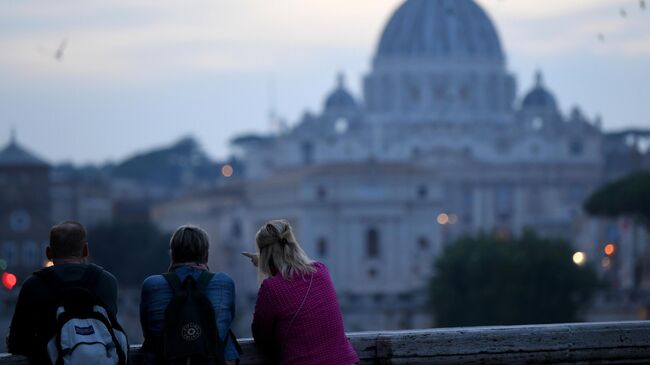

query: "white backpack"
(36, 265), (128, 365)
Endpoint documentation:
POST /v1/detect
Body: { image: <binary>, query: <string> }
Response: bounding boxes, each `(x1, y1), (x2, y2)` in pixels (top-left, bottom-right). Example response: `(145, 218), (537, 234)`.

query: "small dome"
(522, 71), (558, 111)
(324, 73), (357, 112)
(376, 0), (504, 62)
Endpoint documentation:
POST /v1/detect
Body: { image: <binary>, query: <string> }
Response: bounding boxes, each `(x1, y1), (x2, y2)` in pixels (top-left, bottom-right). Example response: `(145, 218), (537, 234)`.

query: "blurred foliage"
(430, 231), (598, 327)
(111, 137), (221, 188)
(88, 221), (171, 287)
(584, 171), (650, 226)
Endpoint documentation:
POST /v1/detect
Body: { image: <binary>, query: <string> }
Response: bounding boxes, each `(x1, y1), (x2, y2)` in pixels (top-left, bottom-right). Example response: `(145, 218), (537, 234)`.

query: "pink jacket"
(252, 262), (359, 365)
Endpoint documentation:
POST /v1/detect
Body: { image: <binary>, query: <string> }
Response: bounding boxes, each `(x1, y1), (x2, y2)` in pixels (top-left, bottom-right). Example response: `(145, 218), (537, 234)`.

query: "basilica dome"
(376, 0), (504, 62)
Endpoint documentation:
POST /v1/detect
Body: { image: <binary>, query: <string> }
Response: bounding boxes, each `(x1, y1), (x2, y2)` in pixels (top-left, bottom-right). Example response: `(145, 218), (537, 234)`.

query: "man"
(7, 221), (121, 364)
(140, 224), (240, 365)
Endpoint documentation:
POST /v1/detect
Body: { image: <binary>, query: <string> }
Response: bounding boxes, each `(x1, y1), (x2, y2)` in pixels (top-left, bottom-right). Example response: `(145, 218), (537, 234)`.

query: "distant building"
(0, 132), (50, 279)
(151, 0), (622, 333)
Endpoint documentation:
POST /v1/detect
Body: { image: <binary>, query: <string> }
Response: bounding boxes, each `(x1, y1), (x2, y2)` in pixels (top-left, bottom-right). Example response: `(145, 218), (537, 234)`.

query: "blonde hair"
(256, 219), (315, 280)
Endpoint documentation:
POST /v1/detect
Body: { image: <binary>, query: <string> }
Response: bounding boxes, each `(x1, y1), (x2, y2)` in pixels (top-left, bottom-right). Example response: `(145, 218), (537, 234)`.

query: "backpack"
(162, 272), (225, 365)
(34, 264), (128, 365)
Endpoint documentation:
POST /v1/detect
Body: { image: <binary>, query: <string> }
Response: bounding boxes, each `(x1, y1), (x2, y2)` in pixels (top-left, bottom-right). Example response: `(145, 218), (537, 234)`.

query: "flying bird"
(54, 38), (67, 61)
(597, 33), (605, 42)
(641, 0), (646, 10)
(620, 8), (628, 17)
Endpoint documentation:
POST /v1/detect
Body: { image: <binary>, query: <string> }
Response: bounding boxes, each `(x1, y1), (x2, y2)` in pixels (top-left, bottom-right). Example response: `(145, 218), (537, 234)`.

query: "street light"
(573, 252), (586, 266)
(2, 272), (17, 290)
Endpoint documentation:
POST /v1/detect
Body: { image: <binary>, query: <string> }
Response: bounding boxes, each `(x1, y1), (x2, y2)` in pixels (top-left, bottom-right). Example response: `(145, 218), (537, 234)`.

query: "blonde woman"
(243, 219), (358, 365)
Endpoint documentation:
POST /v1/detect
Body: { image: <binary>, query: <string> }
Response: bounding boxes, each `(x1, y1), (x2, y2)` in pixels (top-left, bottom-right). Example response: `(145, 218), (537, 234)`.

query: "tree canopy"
(430, 231), (598, 327)
(584, 171), (650, 226)
(88, 221), (171, 287)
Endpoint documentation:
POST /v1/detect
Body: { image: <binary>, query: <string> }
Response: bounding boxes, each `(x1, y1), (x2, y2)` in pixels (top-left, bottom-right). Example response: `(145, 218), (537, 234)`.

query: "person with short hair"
(7, 221), (120, 364)
(140, 224), (240, 365)
(246, 219), (359, 365)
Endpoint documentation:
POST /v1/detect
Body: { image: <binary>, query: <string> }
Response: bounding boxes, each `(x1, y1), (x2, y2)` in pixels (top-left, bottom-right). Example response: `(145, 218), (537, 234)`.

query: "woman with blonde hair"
(243, 219), (358, 365)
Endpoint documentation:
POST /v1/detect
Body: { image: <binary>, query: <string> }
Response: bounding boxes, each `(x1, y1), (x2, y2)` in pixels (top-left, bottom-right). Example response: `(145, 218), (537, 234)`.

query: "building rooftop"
(0, 131), (48, 167)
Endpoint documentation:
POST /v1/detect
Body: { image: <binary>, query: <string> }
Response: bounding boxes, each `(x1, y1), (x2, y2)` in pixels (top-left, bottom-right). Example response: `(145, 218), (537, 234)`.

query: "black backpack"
(34, 264), (128, 365)
(162, 272), (226, 365)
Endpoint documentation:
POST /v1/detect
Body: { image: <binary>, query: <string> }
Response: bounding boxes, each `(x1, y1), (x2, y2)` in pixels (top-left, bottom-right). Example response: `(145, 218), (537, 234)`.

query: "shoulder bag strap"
(285, 273), (314, 337)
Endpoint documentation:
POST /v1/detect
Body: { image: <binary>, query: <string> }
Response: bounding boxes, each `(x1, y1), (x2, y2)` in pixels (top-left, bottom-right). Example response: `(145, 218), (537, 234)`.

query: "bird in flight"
(54, 38), (67, 61)
(641, 0), (646, 10)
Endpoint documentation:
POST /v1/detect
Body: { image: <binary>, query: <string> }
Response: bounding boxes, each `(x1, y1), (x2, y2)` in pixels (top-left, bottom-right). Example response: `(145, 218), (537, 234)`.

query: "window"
(3, 242), (16, 266)
(22, 241), (37, 267)
(231, 219), (242, 239)
(418, 237), (430, 251)
(366, 228), (380, 258)
(495, 185), (514, 220)
(316, 186), (327, 201)
(417, 185), (428, 199)
(569, 140), (584, 156)
(317, 238), (328, 258)
(301, 142), (314, 165)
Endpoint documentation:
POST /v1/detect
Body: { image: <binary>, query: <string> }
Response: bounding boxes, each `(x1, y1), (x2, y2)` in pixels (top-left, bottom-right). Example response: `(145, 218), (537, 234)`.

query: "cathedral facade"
(154, 0), (606, 331)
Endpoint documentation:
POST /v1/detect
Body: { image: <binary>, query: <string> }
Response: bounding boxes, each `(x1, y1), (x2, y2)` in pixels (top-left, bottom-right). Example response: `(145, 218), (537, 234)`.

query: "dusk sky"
(1, 0), (649, 164)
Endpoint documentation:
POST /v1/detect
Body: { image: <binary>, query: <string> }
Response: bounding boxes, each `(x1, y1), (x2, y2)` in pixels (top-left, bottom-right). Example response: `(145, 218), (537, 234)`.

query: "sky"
(0, 0), (649, 164)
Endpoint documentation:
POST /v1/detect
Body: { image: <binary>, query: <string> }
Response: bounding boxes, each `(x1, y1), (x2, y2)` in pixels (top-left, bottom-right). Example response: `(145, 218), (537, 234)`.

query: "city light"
(604, 243), (616, 256)
(573, 252), (586, 266)
(448, 214), (459, 225)
(2, 272), (17, 290)
(44, 260), (54, 267)
(602, 257), (612, 270)
(437, 213), (450, 225)
(221, 164), (234, 178)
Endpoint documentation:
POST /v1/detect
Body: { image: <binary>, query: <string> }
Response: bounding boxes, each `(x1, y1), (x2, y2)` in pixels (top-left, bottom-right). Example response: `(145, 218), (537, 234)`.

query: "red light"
(604, 243), (616, 256)
(2, 272), (17, 290)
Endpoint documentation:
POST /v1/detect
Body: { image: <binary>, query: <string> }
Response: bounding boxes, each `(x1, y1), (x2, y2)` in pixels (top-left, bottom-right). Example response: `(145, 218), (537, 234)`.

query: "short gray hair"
(170, 225), (210, 264)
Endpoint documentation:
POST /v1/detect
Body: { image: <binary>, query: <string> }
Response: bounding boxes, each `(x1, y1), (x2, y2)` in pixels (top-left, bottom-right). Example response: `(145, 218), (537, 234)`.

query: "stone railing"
(3, 321), (650, 364)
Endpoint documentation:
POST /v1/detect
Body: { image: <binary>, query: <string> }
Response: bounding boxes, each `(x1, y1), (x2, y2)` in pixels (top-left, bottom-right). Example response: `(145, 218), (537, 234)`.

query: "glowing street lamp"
(573, 252), (586, 266)
(604, 243), (616, 256)
(437, 213), (449, 225)
(2, 272), (17, 290)
(221, 164), (234, 178)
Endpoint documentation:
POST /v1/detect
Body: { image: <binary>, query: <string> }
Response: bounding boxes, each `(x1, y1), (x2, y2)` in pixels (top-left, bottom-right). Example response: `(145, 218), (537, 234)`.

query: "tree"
(584, 171), (650, 228)
(88, 222), (171, 288)
(430, 231), (598, 327)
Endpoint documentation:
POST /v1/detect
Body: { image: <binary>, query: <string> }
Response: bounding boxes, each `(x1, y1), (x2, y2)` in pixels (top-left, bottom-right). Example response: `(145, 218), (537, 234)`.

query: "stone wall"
(3, 321), (650, 364)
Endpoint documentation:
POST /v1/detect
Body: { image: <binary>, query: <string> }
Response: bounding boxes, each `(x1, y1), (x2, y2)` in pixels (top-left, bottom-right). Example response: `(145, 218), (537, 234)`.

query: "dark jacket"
(6, 263), (119, 364)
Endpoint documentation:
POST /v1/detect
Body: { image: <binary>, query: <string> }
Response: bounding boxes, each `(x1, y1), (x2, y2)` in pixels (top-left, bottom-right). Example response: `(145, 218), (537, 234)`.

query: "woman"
(140, 225), (240, 365)
(246, 219), (359, 365)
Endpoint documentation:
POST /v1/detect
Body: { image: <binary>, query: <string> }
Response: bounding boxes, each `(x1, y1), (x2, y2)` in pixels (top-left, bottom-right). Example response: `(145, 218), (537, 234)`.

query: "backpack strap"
(33, 267), (64, 289)
(163, 272), (183, 294)
(197, 271), (214, 292)
(80, 264), (103, 287)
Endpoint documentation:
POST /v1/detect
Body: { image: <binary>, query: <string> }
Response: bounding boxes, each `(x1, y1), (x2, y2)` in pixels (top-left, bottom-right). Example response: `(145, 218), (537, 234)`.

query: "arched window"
(317, 238), (328, 258)
(366, 228), (380, 258)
